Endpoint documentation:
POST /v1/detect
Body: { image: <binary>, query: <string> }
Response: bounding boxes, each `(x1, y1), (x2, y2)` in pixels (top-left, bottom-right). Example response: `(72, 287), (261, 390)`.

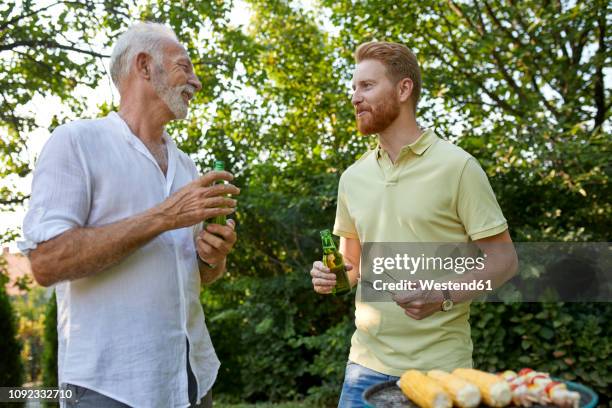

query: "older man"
(19, 22), (238, 407)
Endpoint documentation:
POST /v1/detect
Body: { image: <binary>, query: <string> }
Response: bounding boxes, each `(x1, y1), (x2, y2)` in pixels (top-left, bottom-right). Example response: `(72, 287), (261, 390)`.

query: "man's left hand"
(392, 289), (443, 320)
(196, 219), (237, 266)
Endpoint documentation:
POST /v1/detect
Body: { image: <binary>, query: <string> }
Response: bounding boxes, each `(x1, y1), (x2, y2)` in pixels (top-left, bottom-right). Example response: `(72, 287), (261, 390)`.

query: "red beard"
(356, 97), (400, 135)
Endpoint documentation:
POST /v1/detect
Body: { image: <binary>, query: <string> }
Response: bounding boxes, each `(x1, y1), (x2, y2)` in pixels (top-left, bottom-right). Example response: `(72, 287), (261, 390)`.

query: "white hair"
(109, 22), (179, 88)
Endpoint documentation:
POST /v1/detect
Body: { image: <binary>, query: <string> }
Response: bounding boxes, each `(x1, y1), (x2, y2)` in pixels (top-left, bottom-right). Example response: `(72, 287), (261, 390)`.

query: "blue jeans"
(338, 361), (400, 408)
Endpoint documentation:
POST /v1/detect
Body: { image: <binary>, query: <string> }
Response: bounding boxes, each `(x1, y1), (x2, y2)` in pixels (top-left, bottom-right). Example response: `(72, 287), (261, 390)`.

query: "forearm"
(446, 230), (518, 304)
(30, 208), (169, 286)
(339, 237), (361, 288)
(199, 257), (227, 285)
(348, 265), (360, 288)
(446, 252), (518, 304)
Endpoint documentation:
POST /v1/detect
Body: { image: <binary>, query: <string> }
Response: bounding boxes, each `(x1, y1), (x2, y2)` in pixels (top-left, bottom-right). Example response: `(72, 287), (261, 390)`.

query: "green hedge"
(471, 302), (612, 405)
(205, 272), (353, 405)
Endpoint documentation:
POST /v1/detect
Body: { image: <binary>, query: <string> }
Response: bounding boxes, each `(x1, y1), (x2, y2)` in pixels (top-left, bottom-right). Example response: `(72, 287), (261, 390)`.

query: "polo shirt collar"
(375, 128), (438, 159)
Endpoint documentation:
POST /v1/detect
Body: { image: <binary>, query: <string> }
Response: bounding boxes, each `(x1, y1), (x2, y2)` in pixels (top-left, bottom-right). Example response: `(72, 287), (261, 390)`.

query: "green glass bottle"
(320, 229), (351, 296)
(210, 160), (227, 226)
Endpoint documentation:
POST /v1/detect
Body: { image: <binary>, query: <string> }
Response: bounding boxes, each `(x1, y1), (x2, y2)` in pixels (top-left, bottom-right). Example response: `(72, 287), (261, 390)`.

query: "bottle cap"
(320, 229), (331, 238)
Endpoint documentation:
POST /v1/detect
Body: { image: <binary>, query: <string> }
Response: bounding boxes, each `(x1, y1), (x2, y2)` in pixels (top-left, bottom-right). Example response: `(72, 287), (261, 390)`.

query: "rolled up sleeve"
(456, 158), (507, 241)
(18, 125), (90, 254)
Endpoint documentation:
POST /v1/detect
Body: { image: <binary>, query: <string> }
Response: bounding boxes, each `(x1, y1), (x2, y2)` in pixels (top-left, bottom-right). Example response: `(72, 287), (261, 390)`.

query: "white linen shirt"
(18, 112), (220, 407)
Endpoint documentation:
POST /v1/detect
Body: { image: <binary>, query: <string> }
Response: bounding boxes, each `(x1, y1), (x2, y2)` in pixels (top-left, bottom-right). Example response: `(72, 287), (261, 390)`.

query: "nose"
(351, 90), (363, 106)
(190, 73), (202, 92)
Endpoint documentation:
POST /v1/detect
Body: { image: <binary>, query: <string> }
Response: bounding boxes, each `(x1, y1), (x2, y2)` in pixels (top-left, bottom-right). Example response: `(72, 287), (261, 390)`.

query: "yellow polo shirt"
(333, 129), (507, 376)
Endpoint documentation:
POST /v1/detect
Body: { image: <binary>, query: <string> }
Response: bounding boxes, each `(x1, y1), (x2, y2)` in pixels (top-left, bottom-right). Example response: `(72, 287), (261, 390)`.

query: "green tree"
(0, 1), (130, 216)
(321, 0), (611, 241)
(41, 291), (57, 389)
(200, 0), (611, 402)
(12, 286), (48, 383)
(0, 256), (24, 387)
(0, 0), (234, 241)
(41, 291), (58, 408)
(2, 0), (610, 405)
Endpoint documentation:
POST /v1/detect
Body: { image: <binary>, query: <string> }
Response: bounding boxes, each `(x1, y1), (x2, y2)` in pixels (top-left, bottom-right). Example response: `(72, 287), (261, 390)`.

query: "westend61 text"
(372, 279), (493, 292)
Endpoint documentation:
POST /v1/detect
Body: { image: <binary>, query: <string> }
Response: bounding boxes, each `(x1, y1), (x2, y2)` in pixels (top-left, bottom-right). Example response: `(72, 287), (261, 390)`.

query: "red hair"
(355, 41), (422, 113)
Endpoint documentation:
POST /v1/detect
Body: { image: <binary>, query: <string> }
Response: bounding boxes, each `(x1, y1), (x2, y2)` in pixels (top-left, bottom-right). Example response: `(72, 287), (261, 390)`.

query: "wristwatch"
(441, 289), (453, 311)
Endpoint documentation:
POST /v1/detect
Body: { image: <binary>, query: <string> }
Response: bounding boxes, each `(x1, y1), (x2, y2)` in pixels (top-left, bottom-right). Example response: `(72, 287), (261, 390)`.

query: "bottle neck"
(213, 160), (224, 171)
(321, 235), (337, 254)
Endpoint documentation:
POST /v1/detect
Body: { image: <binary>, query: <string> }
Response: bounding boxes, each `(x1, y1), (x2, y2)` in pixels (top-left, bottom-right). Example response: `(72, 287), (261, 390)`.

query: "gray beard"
(152, 72), (189, 119)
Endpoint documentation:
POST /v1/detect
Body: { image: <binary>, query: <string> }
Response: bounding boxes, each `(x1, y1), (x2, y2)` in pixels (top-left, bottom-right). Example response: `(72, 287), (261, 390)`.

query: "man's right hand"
(310, 261), (353, 294)
(155, 170), (240, 230)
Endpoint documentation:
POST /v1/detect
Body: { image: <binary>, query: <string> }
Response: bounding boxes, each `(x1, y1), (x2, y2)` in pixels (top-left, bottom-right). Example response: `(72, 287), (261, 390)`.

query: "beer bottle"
(210, 160), (227, 226)
(320, 229), (351, 296)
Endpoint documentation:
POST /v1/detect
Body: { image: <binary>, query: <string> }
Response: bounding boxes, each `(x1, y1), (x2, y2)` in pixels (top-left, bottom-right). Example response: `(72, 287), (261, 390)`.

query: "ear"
(397, 77), (413, 103)
(135, 52), (153, 80)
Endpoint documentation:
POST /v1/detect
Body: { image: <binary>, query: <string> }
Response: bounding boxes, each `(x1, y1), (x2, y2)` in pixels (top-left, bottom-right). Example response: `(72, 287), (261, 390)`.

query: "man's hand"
(392, 289), (443, 320)
(196, 219), (237, 266)
(154, 171), (240, 230)
(310, 261), (354, 294)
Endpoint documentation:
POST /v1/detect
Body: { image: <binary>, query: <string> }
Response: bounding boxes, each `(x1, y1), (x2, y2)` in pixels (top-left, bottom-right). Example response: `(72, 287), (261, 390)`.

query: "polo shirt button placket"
(386, 170), (398, 186)
(386, 162), (399, 186)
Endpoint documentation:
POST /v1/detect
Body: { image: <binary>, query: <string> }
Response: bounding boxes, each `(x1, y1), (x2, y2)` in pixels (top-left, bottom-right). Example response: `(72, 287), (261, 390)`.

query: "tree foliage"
(2, 0), (610, 405)
(322, 0), (611, 241)
(12, 286), (47, 383)
(0, 0), (130, 212)
(0, 257), (24, 387)
(42, 291), (57, 389)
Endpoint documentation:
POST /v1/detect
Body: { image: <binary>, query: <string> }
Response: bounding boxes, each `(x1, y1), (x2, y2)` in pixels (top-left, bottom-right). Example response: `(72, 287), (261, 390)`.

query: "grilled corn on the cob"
(427, 370), (481, 408)
(452, 368), (512, 407)
(399, 370), (452, 408)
